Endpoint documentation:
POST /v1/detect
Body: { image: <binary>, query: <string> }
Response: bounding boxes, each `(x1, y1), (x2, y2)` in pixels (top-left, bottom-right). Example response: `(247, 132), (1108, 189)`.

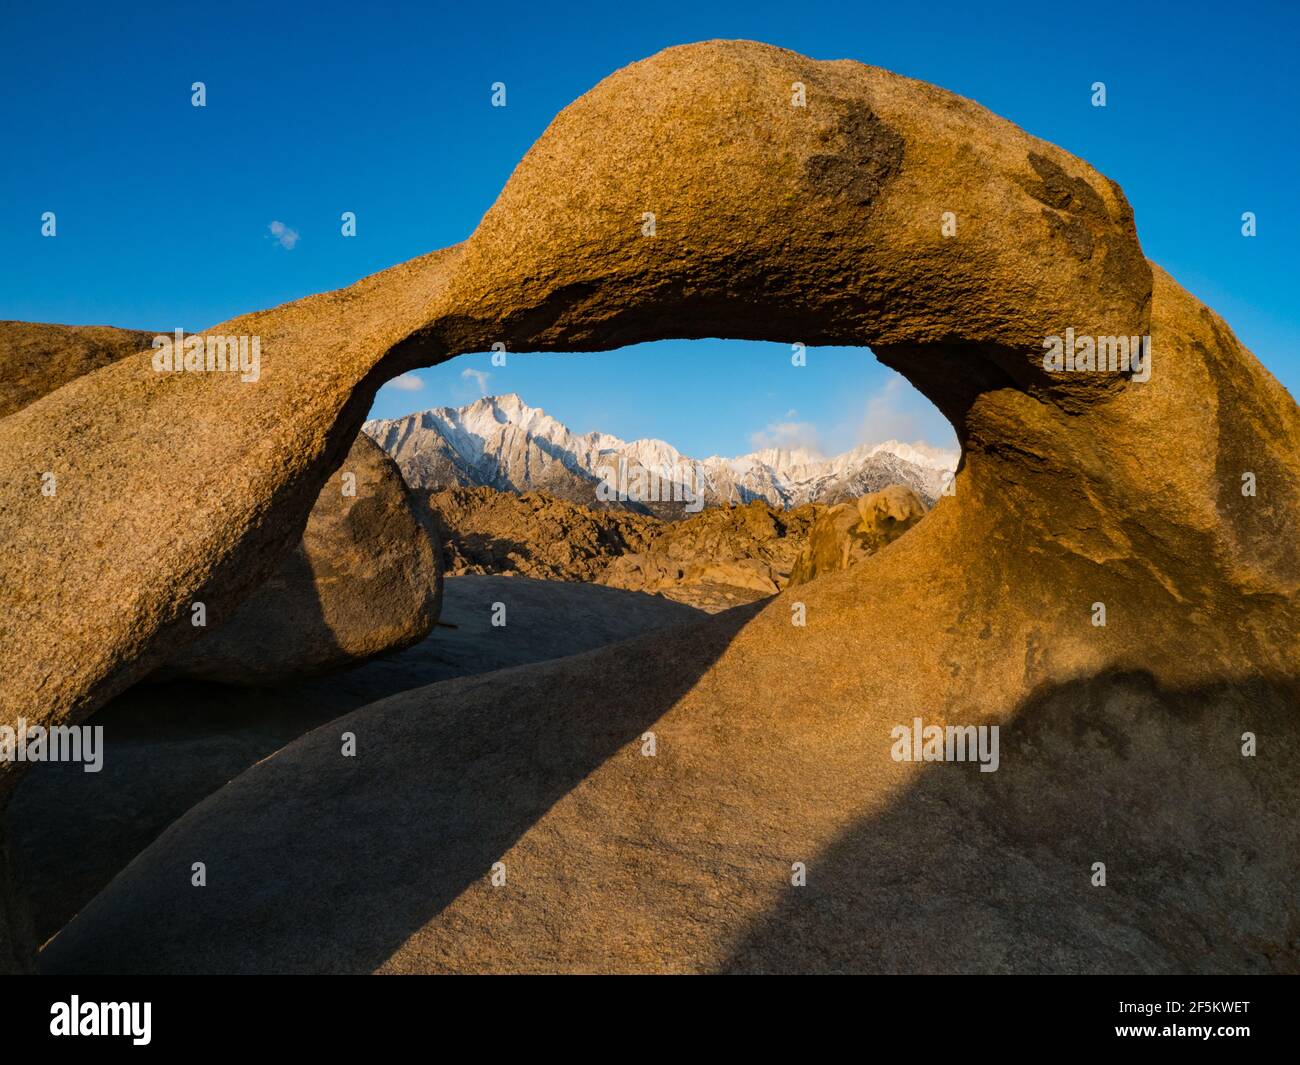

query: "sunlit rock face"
(3, 41), (1297, 974)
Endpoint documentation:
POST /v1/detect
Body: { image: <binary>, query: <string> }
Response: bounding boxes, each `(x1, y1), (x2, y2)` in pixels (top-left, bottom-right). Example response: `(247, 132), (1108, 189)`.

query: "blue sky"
(2, 0), (1295, 457)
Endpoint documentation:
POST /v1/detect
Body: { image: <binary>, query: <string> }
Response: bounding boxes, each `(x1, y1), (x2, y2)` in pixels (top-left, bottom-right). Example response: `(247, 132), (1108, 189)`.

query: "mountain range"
(363, 394), (959, 517)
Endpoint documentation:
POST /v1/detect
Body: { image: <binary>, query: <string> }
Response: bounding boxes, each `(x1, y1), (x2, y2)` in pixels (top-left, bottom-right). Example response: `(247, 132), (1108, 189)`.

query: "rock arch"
(2, 40), (1298, 973)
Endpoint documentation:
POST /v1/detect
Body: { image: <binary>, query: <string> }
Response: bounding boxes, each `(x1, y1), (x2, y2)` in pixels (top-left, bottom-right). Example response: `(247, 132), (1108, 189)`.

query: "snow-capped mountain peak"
(867, 439), (960, 471)
(364, 395), (957, 517)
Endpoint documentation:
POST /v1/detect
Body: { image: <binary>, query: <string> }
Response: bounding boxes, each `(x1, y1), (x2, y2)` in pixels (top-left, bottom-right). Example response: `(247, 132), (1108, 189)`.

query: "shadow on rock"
(13, 576), (707, 947)
(38, 599), (760, 973)
(722, 671), (1300, 974)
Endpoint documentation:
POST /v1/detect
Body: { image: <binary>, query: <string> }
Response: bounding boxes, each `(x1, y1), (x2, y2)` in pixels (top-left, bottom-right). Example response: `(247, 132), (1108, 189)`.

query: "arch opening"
(363, 338), (962, 605)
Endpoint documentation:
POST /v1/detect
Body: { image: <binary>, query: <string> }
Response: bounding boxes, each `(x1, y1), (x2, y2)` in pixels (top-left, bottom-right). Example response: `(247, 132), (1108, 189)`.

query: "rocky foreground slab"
(16, 575), (701, 944)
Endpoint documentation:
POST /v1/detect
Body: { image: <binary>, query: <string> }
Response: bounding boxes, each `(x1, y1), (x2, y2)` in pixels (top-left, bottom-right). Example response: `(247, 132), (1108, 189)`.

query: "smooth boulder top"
(14, 574), (702, 947)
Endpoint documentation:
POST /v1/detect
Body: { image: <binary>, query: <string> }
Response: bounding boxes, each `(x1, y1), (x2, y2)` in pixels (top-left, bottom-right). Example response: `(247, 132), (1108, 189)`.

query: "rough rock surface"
(157, 432), (442, 685)
(787, 485), (926, 586)
(430, 485), (659, 581)
(0, 321), (156, 418)
(3, 41), (1298, 973)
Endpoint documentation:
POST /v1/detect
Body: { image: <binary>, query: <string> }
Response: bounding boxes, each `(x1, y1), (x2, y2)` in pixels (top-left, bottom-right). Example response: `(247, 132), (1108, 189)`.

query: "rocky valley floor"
(429, 482), (927, 611)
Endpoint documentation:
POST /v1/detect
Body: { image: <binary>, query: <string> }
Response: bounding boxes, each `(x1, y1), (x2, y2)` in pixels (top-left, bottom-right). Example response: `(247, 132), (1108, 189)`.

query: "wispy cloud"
(749, 418), (822, 453)
(268, 220), (299, 250)
(858, 371), (957, 448)
(383, 372), (425, 392)
(460, 368), (491, 396)
(745, 373), (958, 459)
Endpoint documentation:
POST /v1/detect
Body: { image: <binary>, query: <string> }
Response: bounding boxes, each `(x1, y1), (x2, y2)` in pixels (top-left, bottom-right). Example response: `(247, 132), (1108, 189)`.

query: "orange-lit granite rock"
(4, 41), (1296, 974)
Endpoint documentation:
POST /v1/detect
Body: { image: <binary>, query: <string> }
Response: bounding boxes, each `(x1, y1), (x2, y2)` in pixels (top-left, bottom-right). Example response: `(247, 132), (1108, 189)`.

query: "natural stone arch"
(2, 40), (1298, 973)
(0, 41), (1168, 729)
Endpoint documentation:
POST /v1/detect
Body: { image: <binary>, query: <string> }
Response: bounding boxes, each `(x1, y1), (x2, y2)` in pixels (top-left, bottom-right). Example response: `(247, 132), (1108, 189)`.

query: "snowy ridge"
(364, 394), (958, 513)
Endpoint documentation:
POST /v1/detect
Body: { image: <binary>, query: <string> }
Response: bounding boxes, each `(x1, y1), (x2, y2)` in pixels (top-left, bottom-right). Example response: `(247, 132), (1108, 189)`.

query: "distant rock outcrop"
(157, 433), (442, 685)
(428, 484), (659, 581)
(788, 485), (926, 586)
(599, 497), (821, 609)
(426, 485), (901, 612)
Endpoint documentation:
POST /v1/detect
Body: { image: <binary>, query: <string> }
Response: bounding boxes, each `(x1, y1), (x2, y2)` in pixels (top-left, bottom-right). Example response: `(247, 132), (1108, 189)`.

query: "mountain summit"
(363, 394), (957, 516)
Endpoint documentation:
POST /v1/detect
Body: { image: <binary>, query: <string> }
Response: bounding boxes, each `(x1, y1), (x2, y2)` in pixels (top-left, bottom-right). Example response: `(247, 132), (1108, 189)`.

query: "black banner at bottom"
(2, 974), (1289, 1051)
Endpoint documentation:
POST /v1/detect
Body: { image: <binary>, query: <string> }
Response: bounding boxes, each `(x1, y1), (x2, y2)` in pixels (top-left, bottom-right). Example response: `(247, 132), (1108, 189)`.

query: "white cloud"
(859, 371), (957, 449)
(383, 372), (424, 392)
(861, 375), (914, 441)
(749, 419), (822, 454)
(268, 220), (299, 250)
(460, 368), (491, 396)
